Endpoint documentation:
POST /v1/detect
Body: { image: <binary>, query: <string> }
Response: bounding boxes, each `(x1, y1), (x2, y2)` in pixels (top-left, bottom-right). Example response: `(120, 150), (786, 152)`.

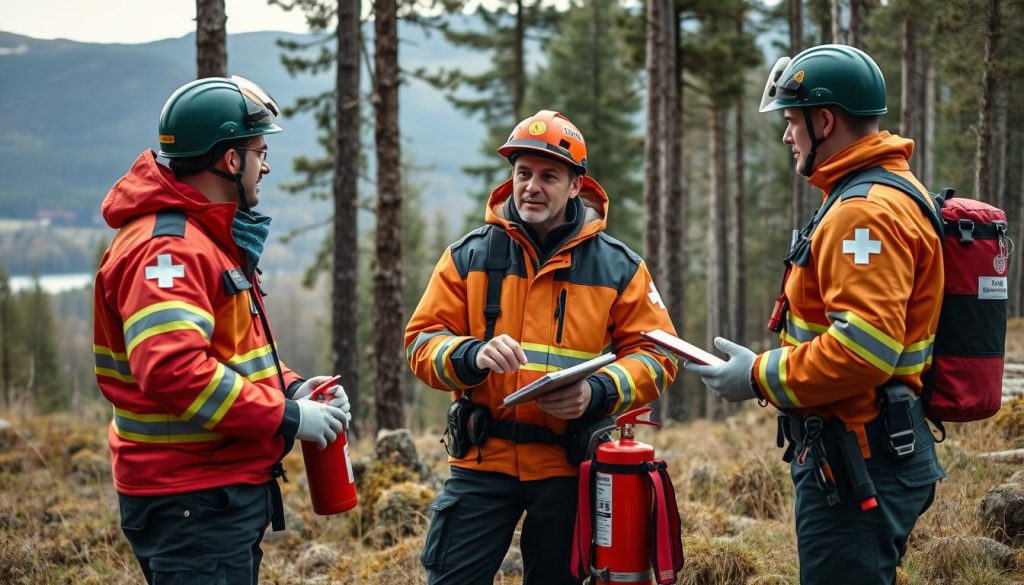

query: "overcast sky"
(0, 0), (311, 44)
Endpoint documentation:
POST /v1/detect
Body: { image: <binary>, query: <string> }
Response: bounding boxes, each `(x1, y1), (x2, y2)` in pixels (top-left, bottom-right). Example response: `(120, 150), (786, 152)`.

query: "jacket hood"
(102, 150), (240, 249)
(809, 131), (915, 195)
(485, 175), (609, 237)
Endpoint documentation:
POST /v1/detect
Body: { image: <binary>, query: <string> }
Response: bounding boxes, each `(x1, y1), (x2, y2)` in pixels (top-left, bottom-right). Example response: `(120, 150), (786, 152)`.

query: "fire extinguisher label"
(595, 472), (613, 547)
(344, 442), (355, 484)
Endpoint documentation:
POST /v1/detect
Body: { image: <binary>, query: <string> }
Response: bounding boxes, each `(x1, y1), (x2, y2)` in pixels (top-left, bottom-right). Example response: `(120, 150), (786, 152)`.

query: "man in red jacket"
(93, 76), (350, 584)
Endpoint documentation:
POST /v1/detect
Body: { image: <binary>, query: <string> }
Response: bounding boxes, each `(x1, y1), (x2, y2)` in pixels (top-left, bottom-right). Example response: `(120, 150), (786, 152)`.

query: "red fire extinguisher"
(301, 375), (358, 515)
(571, 407), (684, 585)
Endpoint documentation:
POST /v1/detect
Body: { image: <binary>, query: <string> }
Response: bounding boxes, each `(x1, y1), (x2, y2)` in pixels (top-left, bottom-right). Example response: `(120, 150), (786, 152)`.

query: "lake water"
(10, 273), (93, 294)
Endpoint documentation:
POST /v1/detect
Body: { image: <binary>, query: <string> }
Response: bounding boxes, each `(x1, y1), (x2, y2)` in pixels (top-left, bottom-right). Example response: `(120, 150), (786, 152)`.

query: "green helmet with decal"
(158, 76), (282, 158)
(759, 44), (887, 116)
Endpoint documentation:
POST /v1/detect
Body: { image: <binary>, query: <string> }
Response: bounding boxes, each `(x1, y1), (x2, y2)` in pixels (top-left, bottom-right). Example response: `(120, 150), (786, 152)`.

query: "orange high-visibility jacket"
(94, 151), (302, 496)
(752, 132), (943, 456)
(406, 176), (679, 480)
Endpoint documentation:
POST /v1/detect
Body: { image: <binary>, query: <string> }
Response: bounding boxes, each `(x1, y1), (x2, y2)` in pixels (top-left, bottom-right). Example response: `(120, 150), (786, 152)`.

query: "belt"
(487, 419), (568, 448)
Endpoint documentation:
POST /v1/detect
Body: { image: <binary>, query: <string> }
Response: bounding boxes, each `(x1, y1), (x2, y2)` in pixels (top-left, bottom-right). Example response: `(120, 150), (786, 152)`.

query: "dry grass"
(4, 323), (1024, 583)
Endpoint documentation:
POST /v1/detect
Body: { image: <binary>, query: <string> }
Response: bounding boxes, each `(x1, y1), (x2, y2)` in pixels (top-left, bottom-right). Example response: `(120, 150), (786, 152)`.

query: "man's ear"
(569, 174), (583, 198)
(819, 107), (837, 139)
(219, 148), (242, 175)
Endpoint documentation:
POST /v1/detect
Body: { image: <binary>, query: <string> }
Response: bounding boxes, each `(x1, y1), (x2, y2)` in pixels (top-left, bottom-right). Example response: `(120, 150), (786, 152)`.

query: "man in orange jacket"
(686, 45), (945, 584)
(94, 77), (350, 584)
(406, 111), (678, 584)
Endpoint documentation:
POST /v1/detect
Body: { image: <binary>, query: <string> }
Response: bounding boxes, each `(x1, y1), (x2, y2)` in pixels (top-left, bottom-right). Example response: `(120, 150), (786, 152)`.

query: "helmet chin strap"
(207, 151), (251, 212)
(799, 107), (827, 177)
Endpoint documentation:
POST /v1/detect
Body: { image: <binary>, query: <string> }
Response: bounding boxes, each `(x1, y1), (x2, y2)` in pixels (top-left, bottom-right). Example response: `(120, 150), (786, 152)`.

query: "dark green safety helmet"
(158, 76), (282, 158)
(759, 44), (887, 116)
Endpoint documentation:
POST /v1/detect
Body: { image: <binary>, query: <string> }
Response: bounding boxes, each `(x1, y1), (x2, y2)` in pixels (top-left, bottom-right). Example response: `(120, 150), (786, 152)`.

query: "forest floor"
(3, 321), (1024, 584)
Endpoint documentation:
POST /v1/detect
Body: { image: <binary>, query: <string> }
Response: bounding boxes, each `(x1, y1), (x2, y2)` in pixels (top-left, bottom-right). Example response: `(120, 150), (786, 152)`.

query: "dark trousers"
(118, 482), (274, 585)
(422, 466), (583, 585)
(792, 417), (944, 585)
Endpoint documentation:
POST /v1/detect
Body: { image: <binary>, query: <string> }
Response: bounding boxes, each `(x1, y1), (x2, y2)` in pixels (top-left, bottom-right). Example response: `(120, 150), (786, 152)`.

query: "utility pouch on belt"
(442, 395), (490, 459)
(566, 416), (613, 466)
(880, 382), (917, 460)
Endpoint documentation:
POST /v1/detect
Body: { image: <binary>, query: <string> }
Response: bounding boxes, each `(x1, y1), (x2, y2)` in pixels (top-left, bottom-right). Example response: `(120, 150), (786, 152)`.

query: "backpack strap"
(571, 459), (596, 581)
(483, 227), (511, 342)
(647, 460), (684, 584)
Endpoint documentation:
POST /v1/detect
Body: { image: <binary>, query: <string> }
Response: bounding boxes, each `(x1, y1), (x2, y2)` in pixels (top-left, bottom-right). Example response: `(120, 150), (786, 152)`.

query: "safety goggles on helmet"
(231, 75), (281, 128)
(759, 56), (799, 112)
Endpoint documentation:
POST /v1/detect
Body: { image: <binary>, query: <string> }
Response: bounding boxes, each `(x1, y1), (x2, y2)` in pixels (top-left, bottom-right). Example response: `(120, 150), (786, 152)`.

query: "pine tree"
(528, 0), (645, 248)
(21, 274), (65, 412)
(196, 0), (227, 77)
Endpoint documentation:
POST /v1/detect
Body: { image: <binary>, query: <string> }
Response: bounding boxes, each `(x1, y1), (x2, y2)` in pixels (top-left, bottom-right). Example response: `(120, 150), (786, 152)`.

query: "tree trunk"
(733, 98), (747, 347)
(373, 0), (404, 432)
(334, 0), (362, 436)
(1017, 146), (1024, 317)
(850, 0), (862, 48)
(995, 96), (1008, 211)
(923, 55), (936, 185)
(706, 104), (729, 421)
(195, 0), (227, 78)
(789, 0), (808, 231)
(899, 15), (916, 144)
(644, 0), (666, 283)
(831, 0), (842, 44)
(974, 0), (999, 200)
(513, 0), (525, 121)
(664, 5), (687, 422)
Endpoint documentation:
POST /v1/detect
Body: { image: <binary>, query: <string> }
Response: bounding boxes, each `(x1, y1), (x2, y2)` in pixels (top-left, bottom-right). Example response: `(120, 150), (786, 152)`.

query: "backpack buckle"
(957, 219), (975, 243)
(880, 383), (917, 460)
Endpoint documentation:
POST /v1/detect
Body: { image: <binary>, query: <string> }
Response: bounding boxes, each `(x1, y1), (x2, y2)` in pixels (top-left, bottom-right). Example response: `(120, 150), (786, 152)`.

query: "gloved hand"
(683, 337), (758, 403)
(293, 376), (351, 427)
(295, 399), (347, 449)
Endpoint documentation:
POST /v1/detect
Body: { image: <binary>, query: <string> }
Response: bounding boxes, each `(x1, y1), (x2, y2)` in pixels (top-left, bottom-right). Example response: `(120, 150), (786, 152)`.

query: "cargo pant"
(422, 466), (582, 585)
(118, 482), (275, 585)
(791, 414), (944, 585)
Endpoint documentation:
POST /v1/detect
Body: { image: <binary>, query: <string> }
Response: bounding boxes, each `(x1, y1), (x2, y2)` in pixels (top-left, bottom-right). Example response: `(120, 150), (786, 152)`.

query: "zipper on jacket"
(554, 289), (567, 345)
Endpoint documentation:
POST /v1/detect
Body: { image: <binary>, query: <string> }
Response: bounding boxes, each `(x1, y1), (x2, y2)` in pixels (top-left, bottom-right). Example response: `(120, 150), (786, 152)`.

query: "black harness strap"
(484, 227), (511, 341)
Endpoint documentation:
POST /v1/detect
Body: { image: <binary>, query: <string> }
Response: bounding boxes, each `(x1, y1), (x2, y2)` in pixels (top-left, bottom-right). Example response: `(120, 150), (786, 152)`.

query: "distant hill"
(0, 26), (489, 238)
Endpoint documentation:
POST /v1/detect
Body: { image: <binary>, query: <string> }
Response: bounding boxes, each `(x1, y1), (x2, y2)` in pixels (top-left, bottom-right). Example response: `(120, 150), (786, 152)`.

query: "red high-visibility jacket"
(94, 151), (302, 496)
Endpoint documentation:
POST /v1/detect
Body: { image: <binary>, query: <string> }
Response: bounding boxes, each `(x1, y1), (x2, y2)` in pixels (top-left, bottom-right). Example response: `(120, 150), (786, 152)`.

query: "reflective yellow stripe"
(520, 342), (601, 361)
(227, 345), (272, 365)
(126, 321), (208, 356)
(182, 364), (225, 422)
(205, 373), (243, 429)
(95, 367), (136, 383)
(123, 300), (213, 332)
(93, 344), (128, 360)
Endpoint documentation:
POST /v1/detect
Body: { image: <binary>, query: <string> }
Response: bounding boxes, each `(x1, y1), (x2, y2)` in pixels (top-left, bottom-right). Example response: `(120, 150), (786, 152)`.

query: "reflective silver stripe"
(433, 337), (461, 389)
(407, 328), (452, 361)
(625, 353), (666, 395)
(895, 337), (935, 375)
(826, 311), (902, 374)
(113, 411), (216, 440)
(123, 306), (214, 349)
(187, 366), (242, 429)
(605, 363), (635, 415)
(229, 348), (276, 378)
(762, 348), (800, 409)
(785, 313), (825, 344)
(592, 568), (654, 583)
(522, 348), (593, 372)
(650, 346), (680, 367)
(94, 352), (132, 377)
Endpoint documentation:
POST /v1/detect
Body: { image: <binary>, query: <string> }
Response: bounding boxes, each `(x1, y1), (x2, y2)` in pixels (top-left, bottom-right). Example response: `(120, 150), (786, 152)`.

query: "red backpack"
(829, 168), (1011, 432)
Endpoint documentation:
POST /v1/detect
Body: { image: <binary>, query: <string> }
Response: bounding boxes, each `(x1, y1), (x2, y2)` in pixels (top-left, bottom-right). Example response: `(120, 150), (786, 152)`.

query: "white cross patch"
(145, 254), (185, 288)
(647, 282), (666, 310)
(842, 228), (882, 265)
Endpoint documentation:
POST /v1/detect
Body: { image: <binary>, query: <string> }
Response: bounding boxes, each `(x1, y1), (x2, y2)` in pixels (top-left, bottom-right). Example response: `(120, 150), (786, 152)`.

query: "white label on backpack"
(979, 277), (1008, 300)
(595, 472), (613, 547)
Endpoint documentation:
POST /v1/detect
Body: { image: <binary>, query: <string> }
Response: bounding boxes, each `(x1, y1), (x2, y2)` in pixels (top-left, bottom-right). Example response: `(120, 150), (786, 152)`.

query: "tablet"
(502, 352), (617, 408)
(640, 329), (725, 367)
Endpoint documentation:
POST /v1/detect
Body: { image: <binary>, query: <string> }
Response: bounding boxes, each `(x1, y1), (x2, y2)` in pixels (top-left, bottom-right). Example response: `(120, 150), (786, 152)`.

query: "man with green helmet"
(685, 45), (945, 583)
(94, 76), (351, 584)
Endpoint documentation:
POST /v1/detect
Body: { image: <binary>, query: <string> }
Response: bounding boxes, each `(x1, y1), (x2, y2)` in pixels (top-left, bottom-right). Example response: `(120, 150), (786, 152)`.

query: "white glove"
(293, 376), (351, 427)
(683, 337), (758, 403)
(295, 399), (347, 449)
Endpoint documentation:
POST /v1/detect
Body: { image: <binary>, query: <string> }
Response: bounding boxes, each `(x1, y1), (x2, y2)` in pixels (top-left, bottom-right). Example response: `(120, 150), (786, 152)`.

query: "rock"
(375, 428), (432, 480)
(0, 419), (17, 452)
(912, 535), (1016, 581)
(67, 449), (110, 484)
(977, 483), (1024, 545)
(1008, 470), (1024, 485)
(499, 545), (523, 577)
(299, 543), (340, 573)
(370, 481), (434, 546)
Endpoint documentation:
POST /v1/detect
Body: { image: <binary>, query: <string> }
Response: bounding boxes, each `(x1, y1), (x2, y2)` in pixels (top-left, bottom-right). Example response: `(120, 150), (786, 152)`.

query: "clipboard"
(640, 329), (725, 367)
(501, 352), (616, 408)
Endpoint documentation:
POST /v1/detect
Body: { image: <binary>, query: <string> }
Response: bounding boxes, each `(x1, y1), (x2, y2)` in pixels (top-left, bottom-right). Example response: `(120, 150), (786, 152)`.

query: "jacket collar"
(809, 131), (915, 196)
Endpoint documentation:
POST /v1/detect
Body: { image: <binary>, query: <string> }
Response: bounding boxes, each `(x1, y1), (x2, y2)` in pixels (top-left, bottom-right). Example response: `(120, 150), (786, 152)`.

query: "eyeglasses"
(236, 148), (269, 163)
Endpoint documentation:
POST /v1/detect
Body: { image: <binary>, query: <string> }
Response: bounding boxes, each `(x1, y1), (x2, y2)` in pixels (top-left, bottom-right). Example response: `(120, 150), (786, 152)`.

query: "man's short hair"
(509, 151), (583, 177)
(830, 106), (880, 136)
(167, 137), (257, 177)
